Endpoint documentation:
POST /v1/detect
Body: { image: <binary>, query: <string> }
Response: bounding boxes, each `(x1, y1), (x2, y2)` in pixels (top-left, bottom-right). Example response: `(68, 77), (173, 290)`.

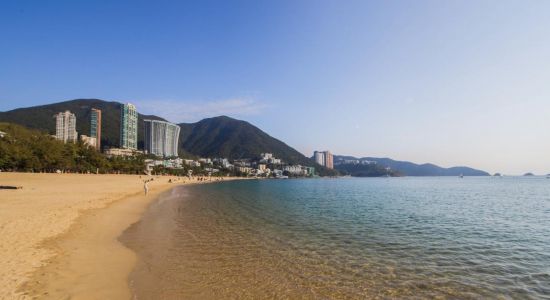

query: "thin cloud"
(133, 98), (268, 123)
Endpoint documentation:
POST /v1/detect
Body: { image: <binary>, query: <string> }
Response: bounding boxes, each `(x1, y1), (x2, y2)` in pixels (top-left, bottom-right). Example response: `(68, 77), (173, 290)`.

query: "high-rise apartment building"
(54, 111), (77, 143)
(314, 151), (325, 166)
(143, 119), (180, 157)
(90, 108), (102, 150)
(325, 151), (334, 169)
(313, 150), (334, 169)
(120, 103), (138, 150)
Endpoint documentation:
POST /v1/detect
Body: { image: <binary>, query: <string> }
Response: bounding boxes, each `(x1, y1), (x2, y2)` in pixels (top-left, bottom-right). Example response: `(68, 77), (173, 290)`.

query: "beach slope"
(0, 172), (196, 299)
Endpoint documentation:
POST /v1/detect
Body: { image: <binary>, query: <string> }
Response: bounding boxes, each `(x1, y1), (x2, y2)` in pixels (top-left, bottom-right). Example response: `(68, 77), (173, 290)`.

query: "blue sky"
(1, 0), (550, 174)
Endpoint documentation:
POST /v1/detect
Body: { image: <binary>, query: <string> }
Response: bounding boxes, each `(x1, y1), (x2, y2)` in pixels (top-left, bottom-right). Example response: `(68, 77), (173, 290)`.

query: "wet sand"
(0, 172), (235, 299)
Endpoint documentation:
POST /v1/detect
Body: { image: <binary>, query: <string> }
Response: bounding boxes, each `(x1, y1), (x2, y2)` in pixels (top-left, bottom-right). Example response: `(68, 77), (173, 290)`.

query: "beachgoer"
(144, 181), (149, 195)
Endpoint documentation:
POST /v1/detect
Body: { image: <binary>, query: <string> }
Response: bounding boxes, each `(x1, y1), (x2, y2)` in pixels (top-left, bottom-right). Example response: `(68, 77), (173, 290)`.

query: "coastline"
(0, 172), (240, 299)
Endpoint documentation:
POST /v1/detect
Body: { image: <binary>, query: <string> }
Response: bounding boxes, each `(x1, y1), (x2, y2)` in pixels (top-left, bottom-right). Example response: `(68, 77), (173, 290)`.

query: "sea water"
(121, 177), (550, 299)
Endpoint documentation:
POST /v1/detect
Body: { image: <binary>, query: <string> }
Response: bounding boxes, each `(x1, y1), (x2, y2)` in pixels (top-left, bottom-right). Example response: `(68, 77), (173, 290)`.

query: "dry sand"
(0, 172), (232, 300)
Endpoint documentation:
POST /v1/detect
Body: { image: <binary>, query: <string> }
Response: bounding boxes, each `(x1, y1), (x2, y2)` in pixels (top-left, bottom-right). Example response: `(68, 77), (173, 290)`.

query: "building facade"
(314, 151), (325, 166)
(143, 119), (181, 157)
(120, 103), (138, 150)
(104, 148), (143, 157)
(237, 166), (253, 174)
(54, 111), (77, 143)
(313, 150), (334, 169)
(90, 108), (102, 150)
(80, 135), (97, 148)
(304, 166), (316, 176)
(283, 165), (305, 175)
(325, 151), (334, 169)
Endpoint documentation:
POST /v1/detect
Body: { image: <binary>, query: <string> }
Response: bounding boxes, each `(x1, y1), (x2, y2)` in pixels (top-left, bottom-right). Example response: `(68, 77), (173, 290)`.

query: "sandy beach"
(0, 172), (232, 300)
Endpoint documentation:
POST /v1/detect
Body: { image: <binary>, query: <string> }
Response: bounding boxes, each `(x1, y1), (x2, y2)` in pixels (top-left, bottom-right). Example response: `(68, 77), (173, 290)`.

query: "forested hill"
(178, 116), (317, 166)
(0, 99), (336, 175)
(179, 116), (336, 175)
(334, 155), (489, 176)
(0, 99), (165, 149)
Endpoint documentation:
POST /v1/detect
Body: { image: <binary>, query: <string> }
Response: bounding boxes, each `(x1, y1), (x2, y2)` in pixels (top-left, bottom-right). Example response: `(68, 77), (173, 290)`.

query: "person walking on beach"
(144, 180), (149, 196)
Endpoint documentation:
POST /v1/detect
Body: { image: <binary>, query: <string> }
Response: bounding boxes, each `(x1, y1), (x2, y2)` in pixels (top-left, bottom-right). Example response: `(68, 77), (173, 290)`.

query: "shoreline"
(0, 172), (242, 299)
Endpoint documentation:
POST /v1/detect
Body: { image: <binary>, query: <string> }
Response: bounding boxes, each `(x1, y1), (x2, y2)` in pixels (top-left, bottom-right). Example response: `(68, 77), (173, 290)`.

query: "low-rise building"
(283, 165), (305, 175)
(233, 159), (252, 167)
(272, 169), (283, 177)
(214, 158), (233, 168)
(144, 158), (184, 173)
(261, 153), (273, 160)
(199, 158), (212, 164)
(80, 135), (97, 148)
(104, 148), (143, 157)
(237, 166), (253, 174)
(164, 158), (183, 168)
(304, 166), (315, 176)
(183, 159), (201, 167)
(259, 153), (282, 165)
(270, 158), (282, 164)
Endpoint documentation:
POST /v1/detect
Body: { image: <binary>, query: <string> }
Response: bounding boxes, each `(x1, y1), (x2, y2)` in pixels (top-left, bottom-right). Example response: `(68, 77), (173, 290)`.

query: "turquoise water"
(122, 177), (550, 299)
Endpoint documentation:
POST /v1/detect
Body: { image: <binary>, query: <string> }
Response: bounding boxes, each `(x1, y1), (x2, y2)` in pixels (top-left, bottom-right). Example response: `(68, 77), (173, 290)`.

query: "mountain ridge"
(0, 99), (166, 149)
(0, 99), (336, 175)
(0, 99), (488, 177)
(177, 116), (315, 165)
(334, 155), (489, 176)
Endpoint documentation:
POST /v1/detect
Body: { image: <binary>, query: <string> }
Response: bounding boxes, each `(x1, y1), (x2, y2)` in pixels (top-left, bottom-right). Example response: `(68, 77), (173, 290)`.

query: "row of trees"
(0, 122), (338, 177)
(0, 122), (241, 176)
(0, 123), (147, 174)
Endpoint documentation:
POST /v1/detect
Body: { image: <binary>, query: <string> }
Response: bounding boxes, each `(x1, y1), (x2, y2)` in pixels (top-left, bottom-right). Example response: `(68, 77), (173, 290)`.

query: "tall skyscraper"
(313, 150), (334, 169)
(90, 108), (102, 150)
(143, 119), (181, 157)
(324, 151), (334, 169)
(314, 151), (325, 166)
(54, 111), (77, 143)
(120, 103), (138, 150)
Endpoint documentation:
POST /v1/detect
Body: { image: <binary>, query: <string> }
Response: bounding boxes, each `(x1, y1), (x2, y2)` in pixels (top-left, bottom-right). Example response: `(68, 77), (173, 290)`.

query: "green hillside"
(0, 122), (145, 173)
(333, 155), (489, 176)
(0, 99), (165, 149)
(0, 99), (336, 175)
(178, 116), (336, 175)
